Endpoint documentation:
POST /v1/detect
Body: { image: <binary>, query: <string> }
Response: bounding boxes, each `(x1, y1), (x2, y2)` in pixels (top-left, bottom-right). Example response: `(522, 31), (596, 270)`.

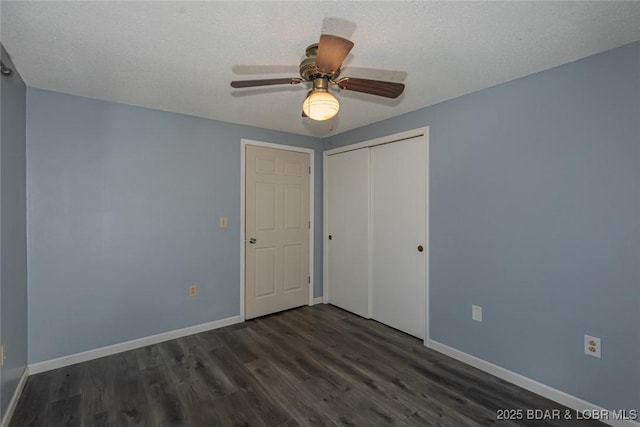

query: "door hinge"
(309, 166), (311, 174)
(308, 276), (311, 284)
(308, 221), (311, 229)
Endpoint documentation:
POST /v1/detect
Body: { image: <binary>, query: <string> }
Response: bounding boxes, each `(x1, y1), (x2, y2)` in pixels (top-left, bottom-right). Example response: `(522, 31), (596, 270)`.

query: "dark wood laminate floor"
(11, 304), (604, 427)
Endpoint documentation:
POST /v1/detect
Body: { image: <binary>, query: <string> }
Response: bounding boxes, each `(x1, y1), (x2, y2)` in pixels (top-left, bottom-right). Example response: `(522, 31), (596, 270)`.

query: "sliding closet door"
(371, 137), (426, 338)
(326, 148), (370, 317)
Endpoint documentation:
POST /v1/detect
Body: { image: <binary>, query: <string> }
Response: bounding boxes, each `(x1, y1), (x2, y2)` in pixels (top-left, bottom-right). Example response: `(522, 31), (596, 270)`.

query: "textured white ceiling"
(2, 1), (640, 136)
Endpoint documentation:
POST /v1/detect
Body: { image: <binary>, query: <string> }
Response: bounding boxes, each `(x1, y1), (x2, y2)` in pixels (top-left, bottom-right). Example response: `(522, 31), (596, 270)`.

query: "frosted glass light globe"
(302, 91), (339, 121)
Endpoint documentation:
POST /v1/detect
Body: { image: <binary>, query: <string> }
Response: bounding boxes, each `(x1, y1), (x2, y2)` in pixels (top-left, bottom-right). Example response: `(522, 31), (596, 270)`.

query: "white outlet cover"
(472, 305), (482, 322)
(584, 335), (601, 358)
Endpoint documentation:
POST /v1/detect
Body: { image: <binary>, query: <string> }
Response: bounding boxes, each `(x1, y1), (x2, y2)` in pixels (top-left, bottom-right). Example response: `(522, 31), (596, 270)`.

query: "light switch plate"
(219, 216), (228, 228)
(472, 305), (482, 322)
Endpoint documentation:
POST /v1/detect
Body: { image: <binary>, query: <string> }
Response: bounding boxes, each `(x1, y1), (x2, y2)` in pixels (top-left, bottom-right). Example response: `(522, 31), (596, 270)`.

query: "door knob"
(328, 235), (332, 240)
(249, 237), (257, 244)
(417, 245), (424, 252)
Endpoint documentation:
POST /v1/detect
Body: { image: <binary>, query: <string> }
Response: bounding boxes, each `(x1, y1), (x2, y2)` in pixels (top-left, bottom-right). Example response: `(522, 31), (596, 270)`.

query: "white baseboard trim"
(427, 339), (639, 427)
(1, 366), (29, 427)
(29, 315), (242, 375)
(312, 297), (324, 305)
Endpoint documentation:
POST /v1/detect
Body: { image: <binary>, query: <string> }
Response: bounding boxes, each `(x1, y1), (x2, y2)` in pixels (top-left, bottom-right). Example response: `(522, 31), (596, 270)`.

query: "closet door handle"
(417, 245), (424, 252)
(249, 237), (257, 244)
(328, 235), (332, 240)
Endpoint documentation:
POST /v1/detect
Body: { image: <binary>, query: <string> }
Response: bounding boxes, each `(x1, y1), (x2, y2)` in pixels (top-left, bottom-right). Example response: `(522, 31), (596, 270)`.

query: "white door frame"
(323, 127), (429, 343)
(240, 139), (315, 322)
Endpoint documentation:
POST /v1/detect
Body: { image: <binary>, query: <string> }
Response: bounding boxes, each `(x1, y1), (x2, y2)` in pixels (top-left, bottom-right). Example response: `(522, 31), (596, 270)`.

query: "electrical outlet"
(584, 335), (601, 358)
(472, 305), (483, 322)
(189, 285), (198, 297)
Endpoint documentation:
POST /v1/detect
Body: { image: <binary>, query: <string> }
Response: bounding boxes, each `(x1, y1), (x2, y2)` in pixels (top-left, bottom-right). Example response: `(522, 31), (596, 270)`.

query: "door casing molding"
(240, 139), (315, 321)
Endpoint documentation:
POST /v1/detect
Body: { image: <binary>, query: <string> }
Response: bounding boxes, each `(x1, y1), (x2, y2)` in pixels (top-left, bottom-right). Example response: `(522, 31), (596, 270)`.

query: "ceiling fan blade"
(230, 77), (303, 88)
(334, 77), (404, 99)
(316, 34), (354, 74)
(340, 67), (407, 83)
(232, 65), (298, 75)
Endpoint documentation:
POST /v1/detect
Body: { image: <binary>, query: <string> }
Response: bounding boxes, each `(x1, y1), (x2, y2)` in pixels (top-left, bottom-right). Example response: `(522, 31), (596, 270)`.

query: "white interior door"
(245, 145), (310, 319)
(326, 148), (370, 317)
(371, 137), (427, 338)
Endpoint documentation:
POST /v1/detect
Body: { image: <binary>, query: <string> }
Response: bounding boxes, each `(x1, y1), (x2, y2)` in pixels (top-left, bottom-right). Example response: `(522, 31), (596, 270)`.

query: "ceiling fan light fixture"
(302, 90), (339, 121)
(230, 33), (404, 122)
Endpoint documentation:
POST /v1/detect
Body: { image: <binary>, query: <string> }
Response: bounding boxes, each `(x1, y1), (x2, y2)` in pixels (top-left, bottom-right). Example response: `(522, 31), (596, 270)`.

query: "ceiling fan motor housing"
(300, 43), (340, 82)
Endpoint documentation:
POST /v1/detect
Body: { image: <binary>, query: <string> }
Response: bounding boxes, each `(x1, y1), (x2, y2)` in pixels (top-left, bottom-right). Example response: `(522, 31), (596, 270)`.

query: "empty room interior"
(1, 1), (639, 426)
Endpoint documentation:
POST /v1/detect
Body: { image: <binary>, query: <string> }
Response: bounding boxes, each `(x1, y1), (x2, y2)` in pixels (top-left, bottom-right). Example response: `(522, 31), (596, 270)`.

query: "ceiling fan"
(230, 34), (405, 121)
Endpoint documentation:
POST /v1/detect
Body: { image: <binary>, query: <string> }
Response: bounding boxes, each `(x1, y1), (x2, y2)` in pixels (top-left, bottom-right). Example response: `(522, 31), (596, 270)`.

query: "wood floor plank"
(109, 349), (152, 427)
(113, 373), (151, 427)
(141, 365), (187, 426)
(156, 339), (187, 366)
(111, 350), (141, 382)
(49, 364), (85, 402)
(9, 305), (606, 427)
(163, 360), (212, 402)
(187, 343), (238, 400)
(159, 336), (228, 402)
(217, 327), (260, 363)
(47, 394), (82, 427)
(247, 316), (280, 336)
(246, 359), (338, 427)
(82, 411), (113, 427)
(238, 327), (315, 383)
(271, 308), (559, 427)
(265, 312), (419, 420)
(192, 328), (226, 351)
(134, 345), (163, 370)
(9, 370), (56, 427)
(292, 315), (516, 426)
(278, 420), (303, 427)
(338, 346), (511, 426)
(81, 356), (116, 427)
(321, 387), (409, 426)
(208, 346), (293, 426)
(403, 408), (482, 427)
(209, 391), (269, 427)
(173, 381), (221, 426)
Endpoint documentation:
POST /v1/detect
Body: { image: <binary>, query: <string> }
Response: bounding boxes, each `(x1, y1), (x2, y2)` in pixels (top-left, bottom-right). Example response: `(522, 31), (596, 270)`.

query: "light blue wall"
(26, 88), (323, 363)
(324, 42), (640, 412)
(0, 45), (28, 417)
